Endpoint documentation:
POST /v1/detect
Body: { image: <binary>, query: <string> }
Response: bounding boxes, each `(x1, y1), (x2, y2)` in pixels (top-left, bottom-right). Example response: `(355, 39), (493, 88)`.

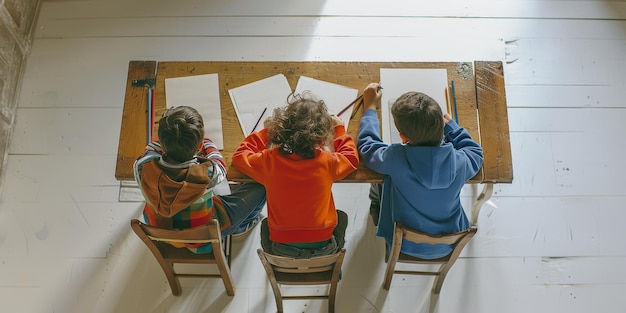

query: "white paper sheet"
(294, 76), (359, 131)
(228, 74), (292, 136)
(164, 74), (224, 149)
(379, 68), (449, 143)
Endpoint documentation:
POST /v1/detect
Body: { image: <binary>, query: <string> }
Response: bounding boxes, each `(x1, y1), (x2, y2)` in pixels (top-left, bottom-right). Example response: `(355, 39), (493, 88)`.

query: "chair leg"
(432, 262), (454, 296)
(161, 262), (182, 296)
(216, 262), (235, 297)
(328, 283), (337, 313)
(223, 234), (232, 267)
(429, 292), (440, 313)
(257, 250), (284, 313)
(383, 234), (403, 290)
(429, 265), (450, 313)
(212, 241), (235, 297)
(272, 286), (284, 313)
(382, 257), (396, 290)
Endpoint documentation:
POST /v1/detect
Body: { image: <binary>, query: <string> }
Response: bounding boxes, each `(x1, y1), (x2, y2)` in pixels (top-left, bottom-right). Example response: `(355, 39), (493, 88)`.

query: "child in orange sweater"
(232, 92), (359, 258)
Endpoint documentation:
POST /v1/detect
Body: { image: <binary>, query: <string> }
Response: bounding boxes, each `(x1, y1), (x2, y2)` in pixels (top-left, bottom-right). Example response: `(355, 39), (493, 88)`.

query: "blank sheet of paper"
(379, 68), (449, 143)
(295, 76), (359, 131)
(164, 74), (224, 149)
(229, 74), (292, 136)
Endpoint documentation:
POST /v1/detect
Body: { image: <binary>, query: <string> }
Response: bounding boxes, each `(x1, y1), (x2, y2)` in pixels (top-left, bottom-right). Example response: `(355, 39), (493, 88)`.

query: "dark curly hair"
(158, 106), (204, 162)
(266, 92), (333, 159)
(391, 91), (444, 146)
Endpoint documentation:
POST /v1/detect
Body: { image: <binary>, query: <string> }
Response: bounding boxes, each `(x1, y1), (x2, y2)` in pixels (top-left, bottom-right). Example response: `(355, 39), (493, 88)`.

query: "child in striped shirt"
(134, 106), (266, 253)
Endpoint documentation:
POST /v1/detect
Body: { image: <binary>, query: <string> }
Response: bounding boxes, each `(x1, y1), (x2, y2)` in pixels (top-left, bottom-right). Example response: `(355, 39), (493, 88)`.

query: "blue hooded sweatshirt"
(357, 109), (483, 259)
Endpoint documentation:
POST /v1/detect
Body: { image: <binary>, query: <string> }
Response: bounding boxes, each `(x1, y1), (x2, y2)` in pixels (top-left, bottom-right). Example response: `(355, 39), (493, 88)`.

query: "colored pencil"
(251, 107), (267, 134)
(337, 94), (363, 117)
(451, 80), (459, 123)
(349, 97), (365, 120)
(338, 84), (382, 118)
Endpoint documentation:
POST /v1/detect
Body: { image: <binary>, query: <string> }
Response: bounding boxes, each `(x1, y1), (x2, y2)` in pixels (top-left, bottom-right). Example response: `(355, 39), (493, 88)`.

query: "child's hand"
(363, 83), (382, 111)
(443, 113), (452, 124)
(331, 115), (344, 127)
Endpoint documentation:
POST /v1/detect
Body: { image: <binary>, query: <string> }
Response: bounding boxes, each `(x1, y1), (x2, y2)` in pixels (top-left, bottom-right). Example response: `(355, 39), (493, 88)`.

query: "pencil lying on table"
(250, 107), (267, 135)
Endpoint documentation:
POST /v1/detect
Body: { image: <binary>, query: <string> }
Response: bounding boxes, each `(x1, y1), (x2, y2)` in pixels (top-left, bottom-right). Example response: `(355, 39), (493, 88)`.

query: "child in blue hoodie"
(357, 83), (483, 259)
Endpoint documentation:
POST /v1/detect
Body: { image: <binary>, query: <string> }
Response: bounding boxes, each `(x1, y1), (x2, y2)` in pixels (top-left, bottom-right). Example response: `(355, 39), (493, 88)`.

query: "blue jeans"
(219, 182), (266, 236)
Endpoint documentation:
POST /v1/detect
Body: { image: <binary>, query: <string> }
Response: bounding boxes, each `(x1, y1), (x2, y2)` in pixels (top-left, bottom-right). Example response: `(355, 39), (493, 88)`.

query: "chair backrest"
(383, 223), (477, 313)
(130, 219), (235, 296)
(257, 248), (346, 313)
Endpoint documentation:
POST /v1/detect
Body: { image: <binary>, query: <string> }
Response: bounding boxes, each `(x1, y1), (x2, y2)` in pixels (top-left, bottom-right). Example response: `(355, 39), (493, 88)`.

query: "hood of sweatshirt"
(139, 158), (213, 217)
(400, 143), (457, 189)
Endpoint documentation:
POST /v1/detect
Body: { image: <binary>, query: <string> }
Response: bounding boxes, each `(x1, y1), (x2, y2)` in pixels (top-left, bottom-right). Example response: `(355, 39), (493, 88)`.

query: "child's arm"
(357, 82), (394, 174)
(200, 138), (227, 174)
(199, 137), (227, 188)
(234, 128), (269, 154)
(133, 141), (164, 184)
(143, 141), (164, 156)
(232, 128), (270, 182)
(444, 118), (484, 178)
(357, 109), (392, 174)
(331, 122), (359, 179)
(363, 82), (382, 111)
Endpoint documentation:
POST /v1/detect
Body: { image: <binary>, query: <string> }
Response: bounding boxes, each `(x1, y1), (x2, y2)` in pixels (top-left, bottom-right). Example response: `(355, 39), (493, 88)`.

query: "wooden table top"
(115, 60), (512, 184)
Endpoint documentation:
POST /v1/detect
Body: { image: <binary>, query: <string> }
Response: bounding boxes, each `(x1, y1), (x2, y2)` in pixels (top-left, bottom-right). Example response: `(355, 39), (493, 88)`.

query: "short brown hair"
(391, 92), (443, 146)
(266, 92), (333, 159)
(158, 106), (204, 162)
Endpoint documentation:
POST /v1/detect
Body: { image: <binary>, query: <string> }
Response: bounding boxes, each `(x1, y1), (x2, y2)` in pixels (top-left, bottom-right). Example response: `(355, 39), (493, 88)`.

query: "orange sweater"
(232, 126), (359, 243)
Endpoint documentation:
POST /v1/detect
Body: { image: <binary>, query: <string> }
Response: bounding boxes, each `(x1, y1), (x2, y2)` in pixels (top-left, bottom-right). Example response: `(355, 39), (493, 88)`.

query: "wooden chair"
(257, 248), (346, 313)
(383, 223), (477, 313)
(130, 219), (235, 296)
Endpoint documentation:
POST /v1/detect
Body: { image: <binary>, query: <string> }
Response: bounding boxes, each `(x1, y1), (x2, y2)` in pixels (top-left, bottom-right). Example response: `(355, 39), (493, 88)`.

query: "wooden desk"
(116, 61), (512, 186)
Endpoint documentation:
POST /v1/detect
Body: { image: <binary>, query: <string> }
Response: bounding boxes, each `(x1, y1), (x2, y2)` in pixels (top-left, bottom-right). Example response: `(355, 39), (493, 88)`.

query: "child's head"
(391, 91), (444, 146)
(266, 92), (333, 159)
(158, 106), (204, 162)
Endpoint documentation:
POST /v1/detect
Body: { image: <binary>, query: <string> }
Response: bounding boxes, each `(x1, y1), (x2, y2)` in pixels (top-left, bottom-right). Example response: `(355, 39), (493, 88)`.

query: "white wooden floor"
(2, 0), (626, 312)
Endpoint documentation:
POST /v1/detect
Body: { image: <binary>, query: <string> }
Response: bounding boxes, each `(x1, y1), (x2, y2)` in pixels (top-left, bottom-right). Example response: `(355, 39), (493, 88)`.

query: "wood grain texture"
(475, 61), (513, 183)
(115, 60), (156, 180)
(112, 61), (499, 183)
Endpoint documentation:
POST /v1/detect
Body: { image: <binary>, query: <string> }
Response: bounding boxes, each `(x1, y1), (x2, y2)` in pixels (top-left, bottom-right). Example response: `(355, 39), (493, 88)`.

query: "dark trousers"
(260, 210), (348, 257)
(369, 183), (383, 226)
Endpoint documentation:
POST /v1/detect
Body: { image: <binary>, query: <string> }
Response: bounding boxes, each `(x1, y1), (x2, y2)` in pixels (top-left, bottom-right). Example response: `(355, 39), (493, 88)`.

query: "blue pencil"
(250, 107), (267, 135)
(451, 80), (459, 123)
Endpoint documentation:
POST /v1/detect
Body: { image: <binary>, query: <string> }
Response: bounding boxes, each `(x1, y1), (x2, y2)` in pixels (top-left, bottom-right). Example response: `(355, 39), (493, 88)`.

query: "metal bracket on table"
(131, 78), (156, 88)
